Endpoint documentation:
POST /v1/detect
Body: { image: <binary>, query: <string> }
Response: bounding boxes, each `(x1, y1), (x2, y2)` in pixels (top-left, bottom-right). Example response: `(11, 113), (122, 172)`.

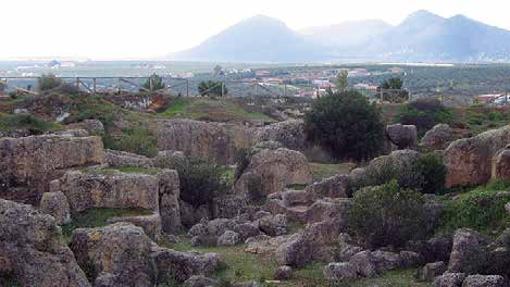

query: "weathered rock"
(183, 275), (219, 287)
(0, 135), (105, 204)
(233, 222), (261, 241)
(53, 129), (90, 137)
(105, 149), (153, 168)
(304, 174), (351, 198)
(281, 189), (315, 207)
(407, 235), (453, 263)
(348, 249), (421, 278)
(418, 261), (448, 282)
(107, 213), (162, 241)
(323, 262), (357, 282)
(217, 230), (241, 246)
(235, 148), (312, 196)
(39, 191), (71, 225)
(448, 229), (490, 274)
(305, 198), (352, 224)
(68, 119), (105, 135)
(180, 200), (210, 228)
(386, 124), (418, 149)
(492, 147), (510, 181)
(255, 120), (307, 151)
(433, 273), (467, 287)
(462, 275), (506, 287)
(421, 124), (454, 150)
(0, 199), (90, 287)
(152, 119), (252, 164)
(153, 150), (187, 169)
(445, 125), (510, 187)
(158, 169), (181, 234)
(506, 202), (510, 215)
(151, 247), (222, 283)
(274, 265), (293, 281)
(57, 170), (159, 213)
(70, 223), (154, 286)
(257, 214), (288, 236)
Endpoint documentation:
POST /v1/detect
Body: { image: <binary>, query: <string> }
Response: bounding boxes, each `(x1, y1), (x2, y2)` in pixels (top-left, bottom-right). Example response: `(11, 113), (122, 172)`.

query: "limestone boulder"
(105, 149), (153, 168)
(0, 135), (104, 204)
(107, 213), (162, 241)
(234, 148), (312, 196)
(183, 275), (219, 287)
(304, 174), (351, 198)
(153, 150), (187, 169)
(444, 125), (510, 187)
(448, 229), (490, 274)
(254, 120), (307, 151)
(421, 124), (454, 150)
(39, 191), (71, 225)
(158, 169), (182, 234)
(492, 147), (510, 181)
(70, 223), (154, 286)
(433, 273), (467, 287)
(462, 275), (506, 287)
(274, 265), (293, 281)
(323, 262), (357, 282)
(0, 199), (90, 287)
(386, 124), (417, 149)
(68, 119), (105, 135)
(217, 230), (241, 246)
(57, 170), (159, 213)
(418, 261), (447, 282)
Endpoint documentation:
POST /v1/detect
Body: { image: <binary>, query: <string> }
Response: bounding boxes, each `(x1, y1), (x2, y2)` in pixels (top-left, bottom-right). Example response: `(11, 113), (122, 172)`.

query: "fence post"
(93, 78), (97, 94)
(149, 77), (153, 92)
(186, 79), (189, 97)
(221, 82), (224, 97)
(76, 77), (80, 89)
(283, 84), (286, 98)
(118, 78), (121, 94)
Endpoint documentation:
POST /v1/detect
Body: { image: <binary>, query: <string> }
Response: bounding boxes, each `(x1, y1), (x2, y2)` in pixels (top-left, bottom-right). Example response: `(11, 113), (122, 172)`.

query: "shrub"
(441, 181), (510, 233)
(412, 152), (447, 194)
(348, 181), (428, 248)
(396, 98), (453, 136)
(304, 91), (385, 161)
(175, 158), (228, 207)
(378, 77), (409, 103)
(0, 113), (59, 135)
(143, 73), (165, 91)
(198, 81), (227, 97)
(38, 74), (64, 91)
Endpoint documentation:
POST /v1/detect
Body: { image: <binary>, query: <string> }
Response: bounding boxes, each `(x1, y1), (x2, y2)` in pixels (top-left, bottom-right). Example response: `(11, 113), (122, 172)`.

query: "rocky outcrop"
(152, 119), (252, 164)
(417, 261), (447, 282)
(234, 148), (312, 196)
(0, 199), (90, 287)
(386, 124), (417, 149)
(421, 124), (453, 150)
(57, 170), (160, 213)
(105, 149), (153, 168)
(304, 174), (351, 198)
(153, 150), (187, 169)
(254, 120), (307, 151)
(39, 191), (71, 225)
(444, 125), (510, 187)
(158, 169), (182, 234)
(462, 275), (506, 287)
(0, 135), (105, 204)
(70, 223), (154, 286)
(274, 266), (293, 281)
(491, 146), (510, 181)
(68, 119), (105, 135)
(433, 273), (467, 287)
(448, 229), (490, 274)
(107, 213), (162, 241)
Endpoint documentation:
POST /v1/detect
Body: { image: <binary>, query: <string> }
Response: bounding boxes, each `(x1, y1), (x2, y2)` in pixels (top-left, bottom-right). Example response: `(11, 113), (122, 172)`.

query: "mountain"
(172, 15), (327, 63)
(357, 10), (510, 62)
(299, 20), (391, 48)
(171, 11), (510, 63)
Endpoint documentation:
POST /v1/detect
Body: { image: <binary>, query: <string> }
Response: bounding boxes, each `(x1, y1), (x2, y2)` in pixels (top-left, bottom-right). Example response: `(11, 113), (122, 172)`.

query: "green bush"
(38, 74), (64, 91)
(441, 181), (510, 233)
(143, 73), (166, 91)
(396, 98), (453, 136)
(378, 77), (409, 103)
(304, 91), (385, 161)
(0, 113), (59, 135)
(413, 152), (447, 194)
(198, 81), (227, 97)
(348, 181), (428, 248)
(102, 127), (158, 157)
(175, 158), (228, 207)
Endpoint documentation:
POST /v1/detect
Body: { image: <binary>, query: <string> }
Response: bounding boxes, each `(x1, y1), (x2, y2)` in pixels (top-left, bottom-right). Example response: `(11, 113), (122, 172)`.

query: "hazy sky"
(1, 0), (508, 60)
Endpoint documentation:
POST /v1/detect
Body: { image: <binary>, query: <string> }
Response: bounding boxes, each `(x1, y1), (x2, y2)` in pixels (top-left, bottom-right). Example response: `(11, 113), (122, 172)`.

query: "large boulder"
(70, 223), (154, 286)
(158, 169), (182, 234)
(386, 124), (417, 149)
(153, 150), (187, 170)
(234, 148), (312, 196)
(304, 174), (351, 199)
(448, 229), (490, 274)
(39, 191), (71, 225)
(151, 119), (252, 165)
(462, 275), (506, 287)
(105, 149), (153, 168)
(491, 147), (510, 181)
(433, 273), (467, 287)
(254, 120), (307, 151)
(0, 199), (90, 287)
(0, 135), (105, 204)
(444, 125), (510, 187)
(56, 170), (160, 213)
(323, 262), (357, 282)
(421, 124), (454, 150)
(107, 213), (162, 241)
(417, 261), (448, 282)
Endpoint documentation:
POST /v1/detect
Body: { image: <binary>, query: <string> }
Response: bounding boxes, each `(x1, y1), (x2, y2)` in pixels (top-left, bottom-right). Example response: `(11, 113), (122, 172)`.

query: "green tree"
(143, 73), (165, 91)
(38, 74), (63, 91)
(198, 81), (227, 97)
(378, 77), (409, 103)
(304, 90), (384, 161)
(396, 98), (453, 136)
(335, 70), (349, 92)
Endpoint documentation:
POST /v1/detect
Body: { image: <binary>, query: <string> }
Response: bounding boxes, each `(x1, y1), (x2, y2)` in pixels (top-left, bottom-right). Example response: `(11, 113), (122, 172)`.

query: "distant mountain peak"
(401, 10), (445, 26)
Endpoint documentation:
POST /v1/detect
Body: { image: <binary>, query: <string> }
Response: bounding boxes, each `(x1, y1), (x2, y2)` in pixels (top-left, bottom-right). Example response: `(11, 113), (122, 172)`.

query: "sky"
(1, 0), (509, 60)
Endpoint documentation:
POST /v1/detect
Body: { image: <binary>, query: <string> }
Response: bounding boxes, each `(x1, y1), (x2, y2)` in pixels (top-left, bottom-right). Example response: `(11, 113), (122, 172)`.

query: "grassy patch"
(0, 113), (61, 134)
(159, 97), (275, 123)
(103, 126), (158, 157)
(309, 162), (356, 181)
(61, 208), (153, 242)
(440, 180), (510, 235)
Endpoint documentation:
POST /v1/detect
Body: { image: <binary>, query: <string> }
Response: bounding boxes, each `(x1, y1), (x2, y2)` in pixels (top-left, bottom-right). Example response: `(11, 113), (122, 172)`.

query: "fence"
(0, 76), (411, 103)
